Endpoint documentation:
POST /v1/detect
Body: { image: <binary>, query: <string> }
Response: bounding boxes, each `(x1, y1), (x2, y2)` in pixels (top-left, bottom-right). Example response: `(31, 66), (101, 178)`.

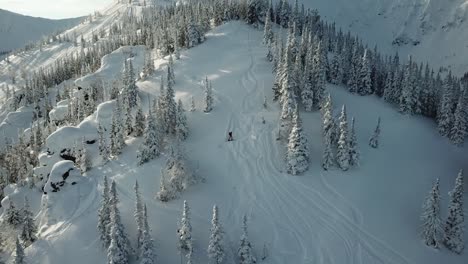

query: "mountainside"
(302, 0), (468, 75)
(0, 9), (82, 53)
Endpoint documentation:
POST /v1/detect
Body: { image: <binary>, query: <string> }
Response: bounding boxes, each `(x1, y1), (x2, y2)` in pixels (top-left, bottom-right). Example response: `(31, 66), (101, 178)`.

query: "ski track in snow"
(216, 24), (413, 264)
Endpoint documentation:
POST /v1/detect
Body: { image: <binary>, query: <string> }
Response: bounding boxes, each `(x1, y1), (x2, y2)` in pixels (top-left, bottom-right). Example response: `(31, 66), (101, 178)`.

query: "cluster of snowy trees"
(0, 196), (38, 263)
(177, 200), (257, 264)
(261, 0), (467, 146)
(421, 170), (465, 254)
(320, 98), (360, 171)
(98, 177), (155, 264)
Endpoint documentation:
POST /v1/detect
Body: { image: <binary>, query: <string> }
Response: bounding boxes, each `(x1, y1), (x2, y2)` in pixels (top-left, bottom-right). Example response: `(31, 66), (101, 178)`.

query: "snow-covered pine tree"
(449, 93), (467, 146)
(263, 9), (274, 46)
(142, 50), (155, 80)
(167, 55), (176, 87)
(107, 180), (131, 264)
(20, 197), (37, 246)
(80, 137), (91, 172)
(421, 178), (443, 248)
(14, 237), (25, 264)
(300, 46), (314, 112)
(134, 180), (144, 255)
(176, 100), (189, 140)
(336, 105), (350, 171)
(111, 97), (125, 157)
(330, 50), (343, 85)
(207, 205), (224, 264)
(178, 200), (193, 259)
(358, 49), (372, 95)
(190, 96), (195, 112)
(369, 117), (381, 148)
(134, 98), (146, 137)
(5, 200), (22, 227)
(98, 175), (111, 247)
(138, 109), (161, 165)
(204, 77), (214, 113)
(444, 170), (465, 254)
(348, 117), (359, 167)
(437, 74), (454, 137)
(311, 41), (326, 107)
(279, 45), (296, 121)
(140, 204), (155, 264)
(98, 124), (110, 164)
(126, 60), (138, 109)
(286, 108), (309, 175)
(238, 215), (256, 264)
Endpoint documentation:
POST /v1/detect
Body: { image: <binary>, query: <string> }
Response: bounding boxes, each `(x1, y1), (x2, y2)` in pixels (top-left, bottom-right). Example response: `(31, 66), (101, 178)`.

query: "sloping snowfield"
(17, 21), (467, 264)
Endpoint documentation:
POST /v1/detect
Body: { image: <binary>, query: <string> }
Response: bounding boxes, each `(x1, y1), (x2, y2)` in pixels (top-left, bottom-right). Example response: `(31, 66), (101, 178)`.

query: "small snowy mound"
(74, 45), (146, 89)
(38, 161), (93, 234)
(49, 100), (69, 123)
(43, 161), (81, 194)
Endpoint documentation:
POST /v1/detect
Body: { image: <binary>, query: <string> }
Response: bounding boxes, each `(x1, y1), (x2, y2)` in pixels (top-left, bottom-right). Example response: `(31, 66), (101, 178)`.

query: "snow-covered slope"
(301, 0), (468, 74)
(9, 21), (465, 264)
(0, 9), (82, 53)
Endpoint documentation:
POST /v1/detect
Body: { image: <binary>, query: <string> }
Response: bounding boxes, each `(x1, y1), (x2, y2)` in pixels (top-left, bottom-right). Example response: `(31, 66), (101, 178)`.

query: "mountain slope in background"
(302, 0), (468, 75)
(0, 9), (82, 53)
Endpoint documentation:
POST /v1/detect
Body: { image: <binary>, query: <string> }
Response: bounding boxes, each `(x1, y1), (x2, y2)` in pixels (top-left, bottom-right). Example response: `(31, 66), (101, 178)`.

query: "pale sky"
(0, 0), (115, 19)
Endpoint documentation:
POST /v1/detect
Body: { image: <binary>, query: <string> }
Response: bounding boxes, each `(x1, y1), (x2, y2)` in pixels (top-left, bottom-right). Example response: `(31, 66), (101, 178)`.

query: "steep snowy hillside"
(300, 0), (468, 75)
(2, 21), (464, 264)
(0, 9), (82, 53)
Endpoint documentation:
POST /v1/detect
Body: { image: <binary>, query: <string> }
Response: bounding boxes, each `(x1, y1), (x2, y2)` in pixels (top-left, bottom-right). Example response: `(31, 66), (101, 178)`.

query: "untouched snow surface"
(16, 21), (468, 264)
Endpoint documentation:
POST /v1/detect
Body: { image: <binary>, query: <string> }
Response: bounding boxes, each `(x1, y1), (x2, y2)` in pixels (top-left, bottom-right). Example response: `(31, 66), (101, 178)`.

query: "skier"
(228, 131), (233, 141)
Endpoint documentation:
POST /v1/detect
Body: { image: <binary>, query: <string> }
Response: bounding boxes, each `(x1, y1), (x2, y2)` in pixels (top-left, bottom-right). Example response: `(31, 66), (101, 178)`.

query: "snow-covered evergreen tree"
(311, 41), (326, 107)
(134, 180), (144, 254)
(14, 237), (25, 264)
(358, 49), (372, 95)
(98, 175), (111, 247)
(167, 55), (176, 88)
(139, 204), (155, 264)
(421, 178), (443, 248)
(138, 109), (161, 165)
(330, 51), (343, 85)
(207, 205), (224, 264)
(176, 100), (189, 140)
(107, 181), (131, 264)
(444, 170), (465, 254)
(286, 108), (309, 175)
(125, 60), (138, 109)
(336, 105), (350, 171)
(134, 99), (146, 137)
(348, 117), (359, 167)
(20, 197), (37, 246)
(178, 201), (193, 258)
(437, 74), (454, 137)
(141, 50), (155, 80)
(79, 138), (91, 172)
(238, 215), (256, 264)
(98, 124), (110, 163)
(190, 96), (195, 112)
(5, 200), (22, 227)
(204, 77), (214, 113)
(111, 98), (125, 157)
(321, 94), (335, 170)
(369, 117), (381, 148)
(449, 93), (467, 146)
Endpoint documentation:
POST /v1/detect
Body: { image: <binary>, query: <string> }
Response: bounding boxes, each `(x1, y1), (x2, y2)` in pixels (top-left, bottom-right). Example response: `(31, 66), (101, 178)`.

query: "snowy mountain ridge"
(301, 0), (468, 75)
(0, 9), (82, 54)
